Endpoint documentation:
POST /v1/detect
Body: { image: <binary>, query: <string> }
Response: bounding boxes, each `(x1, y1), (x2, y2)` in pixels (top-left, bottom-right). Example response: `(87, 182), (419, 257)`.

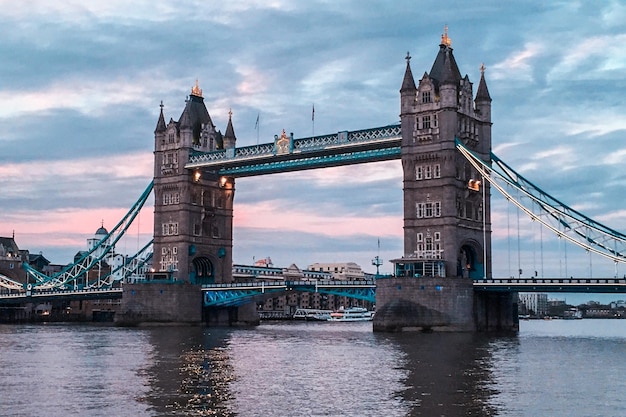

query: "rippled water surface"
(1, 320), (625, 416)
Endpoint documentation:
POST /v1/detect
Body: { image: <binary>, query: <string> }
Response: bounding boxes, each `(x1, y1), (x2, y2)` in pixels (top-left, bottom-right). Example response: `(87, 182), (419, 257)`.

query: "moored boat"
(328, 307), (374, 322)
(293, 308), (332, 321)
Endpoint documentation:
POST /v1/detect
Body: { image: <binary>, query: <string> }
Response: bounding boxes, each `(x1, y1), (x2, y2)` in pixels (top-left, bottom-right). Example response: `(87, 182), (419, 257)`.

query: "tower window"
(421, 91), (432, 103)
(416, 166), (423, 180)
(416, 202), (442, 218)
(422, 115), (431, 129)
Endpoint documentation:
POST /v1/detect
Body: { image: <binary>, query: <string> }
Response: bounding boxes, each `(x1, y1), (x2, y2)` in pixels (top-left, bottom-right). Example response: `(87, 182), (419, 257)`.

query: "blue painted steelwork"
(84, 240), (153, 289)
(0, 273), (23, 291)
(186, 124), (401, 177)
(202, 280), (377, 307)
(203, 282), (288, 307)
(456, 139), (626, 265)
(21, 181), (154, 291)
(220, 147), (401, 177)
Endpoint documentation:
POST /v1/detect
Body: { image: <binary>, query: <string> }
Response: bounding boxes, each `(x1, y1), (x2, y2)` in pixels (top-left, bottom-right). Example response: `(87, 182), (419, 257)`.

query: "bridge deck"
(474, 278), (626, 293)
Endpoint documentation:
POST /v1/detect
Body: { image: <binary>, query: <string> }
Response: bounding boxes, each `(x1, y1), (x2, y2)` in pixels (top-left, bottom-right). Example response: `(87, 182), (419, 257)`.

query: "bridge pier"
(373, 277), (476, 332)
(203, 303), (259, 326)
(474, 290), (519, 332)
(116, 282), (203, 326)
(373, 277), (519, 332)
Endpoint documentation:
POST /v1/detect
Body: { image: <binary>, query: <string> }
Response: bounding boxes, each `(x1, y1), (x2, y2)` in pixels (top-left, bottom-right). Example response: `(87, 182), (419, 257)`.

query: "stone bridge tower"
(117, 82), (258, 326)
(395, 28), (493, 280)
(152, 82), (235, 285)
(375, 31), (516, 332)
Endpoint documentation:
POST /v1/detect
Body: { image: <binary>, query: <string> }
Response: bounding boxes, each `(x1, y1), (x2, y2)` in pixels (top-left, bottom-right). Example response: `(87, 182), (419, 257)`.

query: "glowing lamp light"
(219, 176), (228, 187)
(193, 170), (201, 182)
(468, 179), (481, 191)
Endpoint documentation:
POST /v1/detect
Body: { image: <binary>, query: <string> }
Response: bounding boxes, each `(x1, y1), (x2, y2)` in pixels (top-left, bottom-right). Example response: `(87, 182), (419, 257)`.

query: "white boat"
(293, 308), (332, 321)
(328, 307), (374, 322)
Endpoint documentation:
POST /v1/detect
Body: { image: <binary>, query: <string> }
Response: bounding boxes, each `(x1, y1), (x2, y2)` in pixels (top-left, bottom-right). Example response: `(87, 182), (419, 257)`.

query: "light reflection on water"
(1, 320), (625, 416)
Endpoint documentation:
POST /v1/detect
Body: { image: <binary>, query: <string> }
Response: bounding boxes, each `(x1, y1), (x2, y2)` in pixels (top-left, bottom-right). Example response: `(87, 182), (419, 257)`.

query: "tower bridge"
(121, 29), (501, 330)
(4, 31), (626, 330)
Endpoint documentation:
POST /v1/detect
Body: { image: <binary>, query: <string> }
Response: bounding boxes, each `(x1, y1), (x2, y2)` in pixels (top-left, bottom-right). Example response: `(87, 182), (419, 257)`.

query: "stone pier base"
(373, 277), (519, 332)
(204, 302), (260, 326)
(474, 290), (519, 332)
(116, 282), (203, 326)
(373, 277), (476, 332)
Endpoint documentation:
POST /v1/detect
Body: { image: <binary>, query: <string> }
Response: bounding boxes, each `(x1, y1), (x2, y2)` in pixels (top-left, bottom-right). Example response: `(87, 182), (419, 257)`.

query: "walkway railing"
(186, 124), (401, 176)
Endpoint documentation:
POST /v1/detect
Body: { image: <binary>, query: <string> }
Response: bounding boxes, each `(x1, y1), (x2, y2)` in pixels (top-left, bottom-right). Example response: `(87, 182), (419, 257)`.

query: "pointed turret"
(400, 52), (417, 119)
(400, 52), (417, 93)
(475, 63), (492, 124)
(223, 109), (237, 150)
(155, 101), (166, 134)
(475, 64), (492, 102)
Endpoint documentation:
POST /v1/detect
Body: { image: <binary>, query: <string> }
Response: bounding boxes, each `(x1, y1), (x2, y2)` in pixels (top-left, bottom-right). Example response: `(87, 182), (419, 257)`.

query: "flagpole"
(255, 112), (260, 144)
(312, 103), (315, 137)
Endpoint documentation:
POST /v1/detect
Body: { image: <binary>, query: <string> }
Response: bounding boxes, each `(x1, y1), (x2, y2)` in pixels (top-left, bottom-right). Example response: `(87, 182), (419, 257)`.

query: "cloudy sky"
(2, 1), (626, 301)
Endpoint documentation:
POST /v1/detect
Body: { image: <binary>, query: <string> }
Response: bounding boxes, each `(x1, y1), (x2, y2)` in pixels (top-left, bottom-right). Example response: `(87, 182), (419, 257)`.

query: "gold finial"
(480, 63), (486, 75)
(191, 79), (203, 97)
(441, 25), (452, 47)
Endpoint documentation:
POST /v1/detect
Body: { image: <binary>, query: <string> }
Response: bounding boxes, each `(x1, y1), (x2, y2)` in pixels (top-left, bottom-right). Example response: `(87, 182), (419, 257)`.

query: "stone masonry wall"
(373, 277), (476, 332)
(116, 282), (202, 325)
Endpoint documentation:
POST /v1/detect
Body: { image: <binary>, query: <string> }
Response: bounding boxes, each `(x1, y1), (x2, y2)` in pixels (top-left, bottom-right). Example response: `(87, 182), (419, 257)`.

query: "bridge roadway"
(202, 280), (377, 307)
(202, 277), (626, 307)
(3, 277), (626, 306)
(0, 288), (123, 305)
(473, 277), (626, 293)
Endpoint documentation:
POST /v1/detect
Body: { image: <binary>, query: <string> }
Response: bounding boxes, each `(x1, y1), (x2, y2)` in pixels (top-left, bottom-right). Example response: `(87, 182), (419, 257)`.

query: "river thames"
(1, 319), (625, 416)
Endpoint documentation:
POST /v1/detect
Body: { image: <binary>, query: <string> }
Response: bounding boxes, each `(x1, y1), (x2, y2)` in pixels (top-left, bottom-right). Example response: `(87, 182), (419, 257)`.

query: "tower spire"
(400, 51), (417, 92)
(441, 25), (452, 47)
(191, 79), (203, 97)
(476, 63), (492, 102)
(155, 100), (166, 133)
